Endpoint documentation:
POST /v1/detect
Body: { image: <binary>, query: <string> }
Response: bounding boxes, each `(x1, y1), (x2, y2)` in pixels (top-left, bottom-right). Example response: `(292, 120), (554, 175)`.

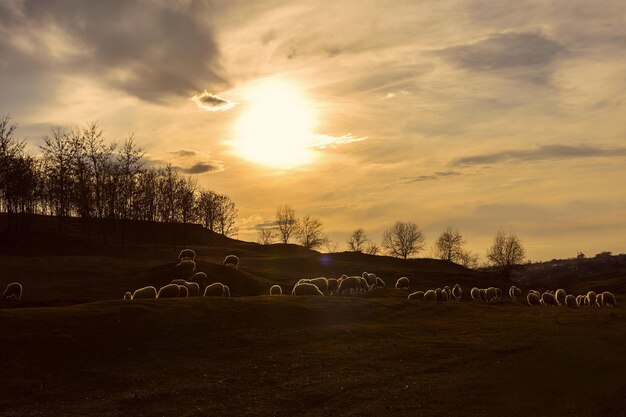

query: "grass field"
(1, 296), (625, 417)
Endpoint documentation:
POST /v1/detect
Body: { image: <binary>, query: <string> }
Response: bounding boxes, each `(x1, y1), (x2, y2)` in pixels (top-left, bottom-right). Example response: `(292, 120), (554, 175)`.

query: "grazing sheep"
(408, 291), (425, 301)
(292, 282), (324, 296)
(541, 292), (558, 307)
(436, 288), (448, 302)
(123, 292), (133, 300)
(297, 277), (329, 294)
(182, 282), (199, 297)
(224, 285), (231, 297)
(270, 285), (283, 295)
(452, 284), (462, 301)
(223, 255), (239, 268)
(424, 289), (437, 301)
(366, 273), (377, 287)
(527, 292), (541, 306)
(495, 288), (502, 301)
(2, 282), (23, 300)
(327, 278), (339, 295)
(601, 291), (616, 307)
(175, 259), (196, 278)
(470, 287), (481, 303)
(204, 282), (229, 297)
(158, 284), (180, 298)
(575, 295), (584, 307)
(555, 289), (566, 305)
(586, 291), (597, 307)
(359, 277), (370, 293)
(443, 286), (451, 299)
(485, 287), (497, 303)
(395, 277), (410, 291)
(529, 289), (540, 296)
(338, 276), (361, 295)
(178, 285), (189, 297)
(509, 286), (522, 302)
(565, 294), (578, 308)
(178, 249), (196, 261)
(132, 286), (157, 299)
(375, 277), (386, 288)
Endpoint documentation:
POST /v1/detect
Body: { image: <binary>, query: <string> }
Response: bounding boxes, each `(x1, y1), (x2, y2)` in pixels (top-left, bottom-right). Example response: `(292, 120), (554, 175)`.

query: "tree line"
(0, 116), (238, 236)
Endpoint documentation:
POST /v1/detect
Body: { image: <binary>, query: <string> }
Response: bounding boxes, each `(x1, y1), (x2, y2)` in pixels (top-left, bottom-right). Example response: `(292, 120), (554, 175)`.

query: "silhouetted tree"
(296, 215), (327, 250)
(458, 250), (480, 269)
(275, 204), (298, 244)
(347, 228), (368, 252)
(257, 228), (275, 245)
(433, 227), (465, 262)
(486, 229), (525, 276)
(365, 241), (380, 255)
(382, 221), (425, 259)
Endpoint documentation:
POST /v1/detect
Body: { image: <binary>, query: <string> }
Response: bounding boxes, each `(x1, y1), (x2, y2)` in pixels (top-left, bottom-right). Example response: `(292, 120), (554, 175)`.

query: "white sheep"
(443, 286), (452, 299)
(424, 289), (437, 301)
(178, 285), (189, 297)
(541, 292), (558, 307)
(436, 288), (448, 302)
(586, 291), (597, 307)
(395, 277), (409, 291)
(375, 277), (386, 288)
(223, 255), (239, 268)
(123, 292), (133, 300)
(175, 259), (196, 278)
(327, 278), (339, 295)
(479, 288), (488, 303)
(527, 292), (541, 306)
(178, 248), (196, 261)
(452, 284), (462, 301)
(2, 282), (22, 300)
(204, 282), (229, 297)
(366, 273), (377, 287)
(270, 285), (283, 295)
(509, 286), (522, 302)
(596, 292), (604, 307)
(297, 277), (329, 294)
(575, 295), (584, 307)
(132, 286), (157, 299)
(337, 276), (361, 295)
(184, 282), (200, 297)
(158, 284), (180, 298)
(359, 277), (370, 293)
(601, 291), (616, 307)
(408, 291), (425, 301)
(555, 289), (566, 306)
(485, 287), (497, 303)
(470, 287), (481, 303)
(292, 282), (324, 296)
(565, 294), (578, 308)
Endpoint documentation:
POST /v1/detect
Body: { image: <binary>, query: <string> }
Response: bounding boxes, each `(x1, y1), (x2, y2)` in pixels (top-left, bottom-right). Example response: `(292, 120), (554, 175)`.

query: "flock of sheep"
(122, 249), (238, 300)
(0, 249), (619, 311)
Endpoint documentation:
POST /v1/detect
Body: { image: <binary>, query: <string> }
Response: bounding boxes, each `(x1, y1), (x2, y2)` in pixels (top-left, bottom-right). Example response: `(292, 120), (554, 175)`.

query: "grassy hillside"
(1, 297), (625, 417)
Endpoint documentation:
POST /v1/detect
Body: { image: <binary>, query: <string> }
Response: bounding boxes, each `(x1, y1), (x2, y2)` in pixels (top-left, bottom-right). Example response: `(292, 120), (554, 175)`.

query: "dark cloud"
(454, 144), (626, 166)
(0, 0), (226, 102)
(254, 221), (279, 229)
(170, 149), (198, 157)
(191, 91), (236, 112)
(439, 32), (564, 76)
(404, 171), (461, 183)
(178, 162), (222, 175)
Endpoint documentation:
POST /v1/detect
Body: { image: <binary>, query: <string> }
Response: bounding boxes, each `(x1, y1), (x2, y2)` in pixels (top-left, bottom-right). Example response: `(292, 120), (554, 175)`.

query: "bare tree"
(486, 229), (525, 275)
(347, 228), (368, 252)
(257, 228), (275, 245)
(296, 215), (327, 250)
(382, 221), (425, 259)
(324, 239), (340, 253)
(365, 241), (380, 255)
(433, 227), (465, 262)
(458, 250), (480, 269)
(275, 204), (298, 244)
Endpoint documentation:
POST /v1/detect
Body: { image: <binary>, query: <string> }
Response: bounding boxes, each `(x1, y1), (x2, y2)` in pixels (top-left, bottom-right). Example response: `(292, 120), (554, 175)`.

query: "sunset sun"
(233, 79), (317, 168)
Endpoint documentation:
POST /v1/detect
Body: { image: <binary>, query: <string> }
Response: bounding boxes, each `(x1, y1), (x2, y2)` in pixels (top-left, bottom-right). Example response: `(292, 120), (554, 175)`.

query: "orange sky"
(1, 0), (625, 261)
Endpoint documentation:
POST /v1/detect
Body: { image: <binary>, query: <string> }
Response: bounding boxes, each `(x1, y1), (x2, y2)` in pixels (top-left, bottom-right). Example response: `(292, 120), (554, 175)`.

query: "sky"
(1, 0), (625, 261)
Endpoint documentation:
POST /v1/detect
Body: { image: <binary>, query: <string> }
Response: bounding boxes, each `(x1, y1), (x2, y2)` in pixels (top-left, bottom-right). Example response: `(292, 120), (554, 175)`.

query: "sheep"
(366, 273), (377, 287)
(375, 277), (386, 288)
(132, 286), (157, 299)
(408, 291), (425, 301)
(436, 288), (448, 302)
(555, 289), (566, 306)
(470, 287), (481, 303)
(338, 276), (361, 295)
(327, 278), (339, 295)
(123, 292), (133, 300)
(485, 287), (497, 303)
(601, 291), (616, 307)
(297, 277), (329, 294)
(509, 286), (522, 302)
(178, 248), (196, 261)
(443, 286), (452, 299)
(395, 277), (410, 291)
(2, 282), (23, 300)
(495, 288), (502, 301)
(452, 284), (462, 301)
(424, 289), (437, 301)
(541, 292), (558, 307)
(359, 277), (370, 293)
(292, 282), (324, 296)
(565, 294), (578, 308)
(576, 295), (584, 307)
(178, 285), (189, 298)
(270, 285), (283, 295)
(586, 291), (597, 307)
(223, 255), (239, 268)
(157, 284), (180, 298)
(188, 272), (208, 290)
(224, 285), (231, 297)
(175, 259), (196, 278)
(204, 282), (229, 297)
(184, 282), (200, 297)
(527, 292), (541, 306)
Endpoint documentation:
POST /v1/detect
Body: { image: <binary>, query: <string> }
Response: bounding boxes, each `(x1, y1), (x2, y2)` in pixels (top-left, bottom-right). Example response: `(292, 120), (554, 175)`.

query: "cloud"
(191, 91), (237, 112)
(178, 162), (223, 174)
(404, 171), (461, 183)
(454, 144), (626, 166)
(312, 133), (367, 149)
(169, 149), (198, 157)
(0, 0), (226, 102)
(146, 148), (225, 174)
(439, 32), (564, 76)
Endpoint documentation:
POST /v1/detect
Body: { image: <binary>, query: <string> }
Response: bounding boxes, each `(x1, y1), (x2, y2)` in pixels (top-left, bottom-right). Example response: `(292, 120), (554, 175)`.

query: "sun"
(233, 78), (317, 168)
